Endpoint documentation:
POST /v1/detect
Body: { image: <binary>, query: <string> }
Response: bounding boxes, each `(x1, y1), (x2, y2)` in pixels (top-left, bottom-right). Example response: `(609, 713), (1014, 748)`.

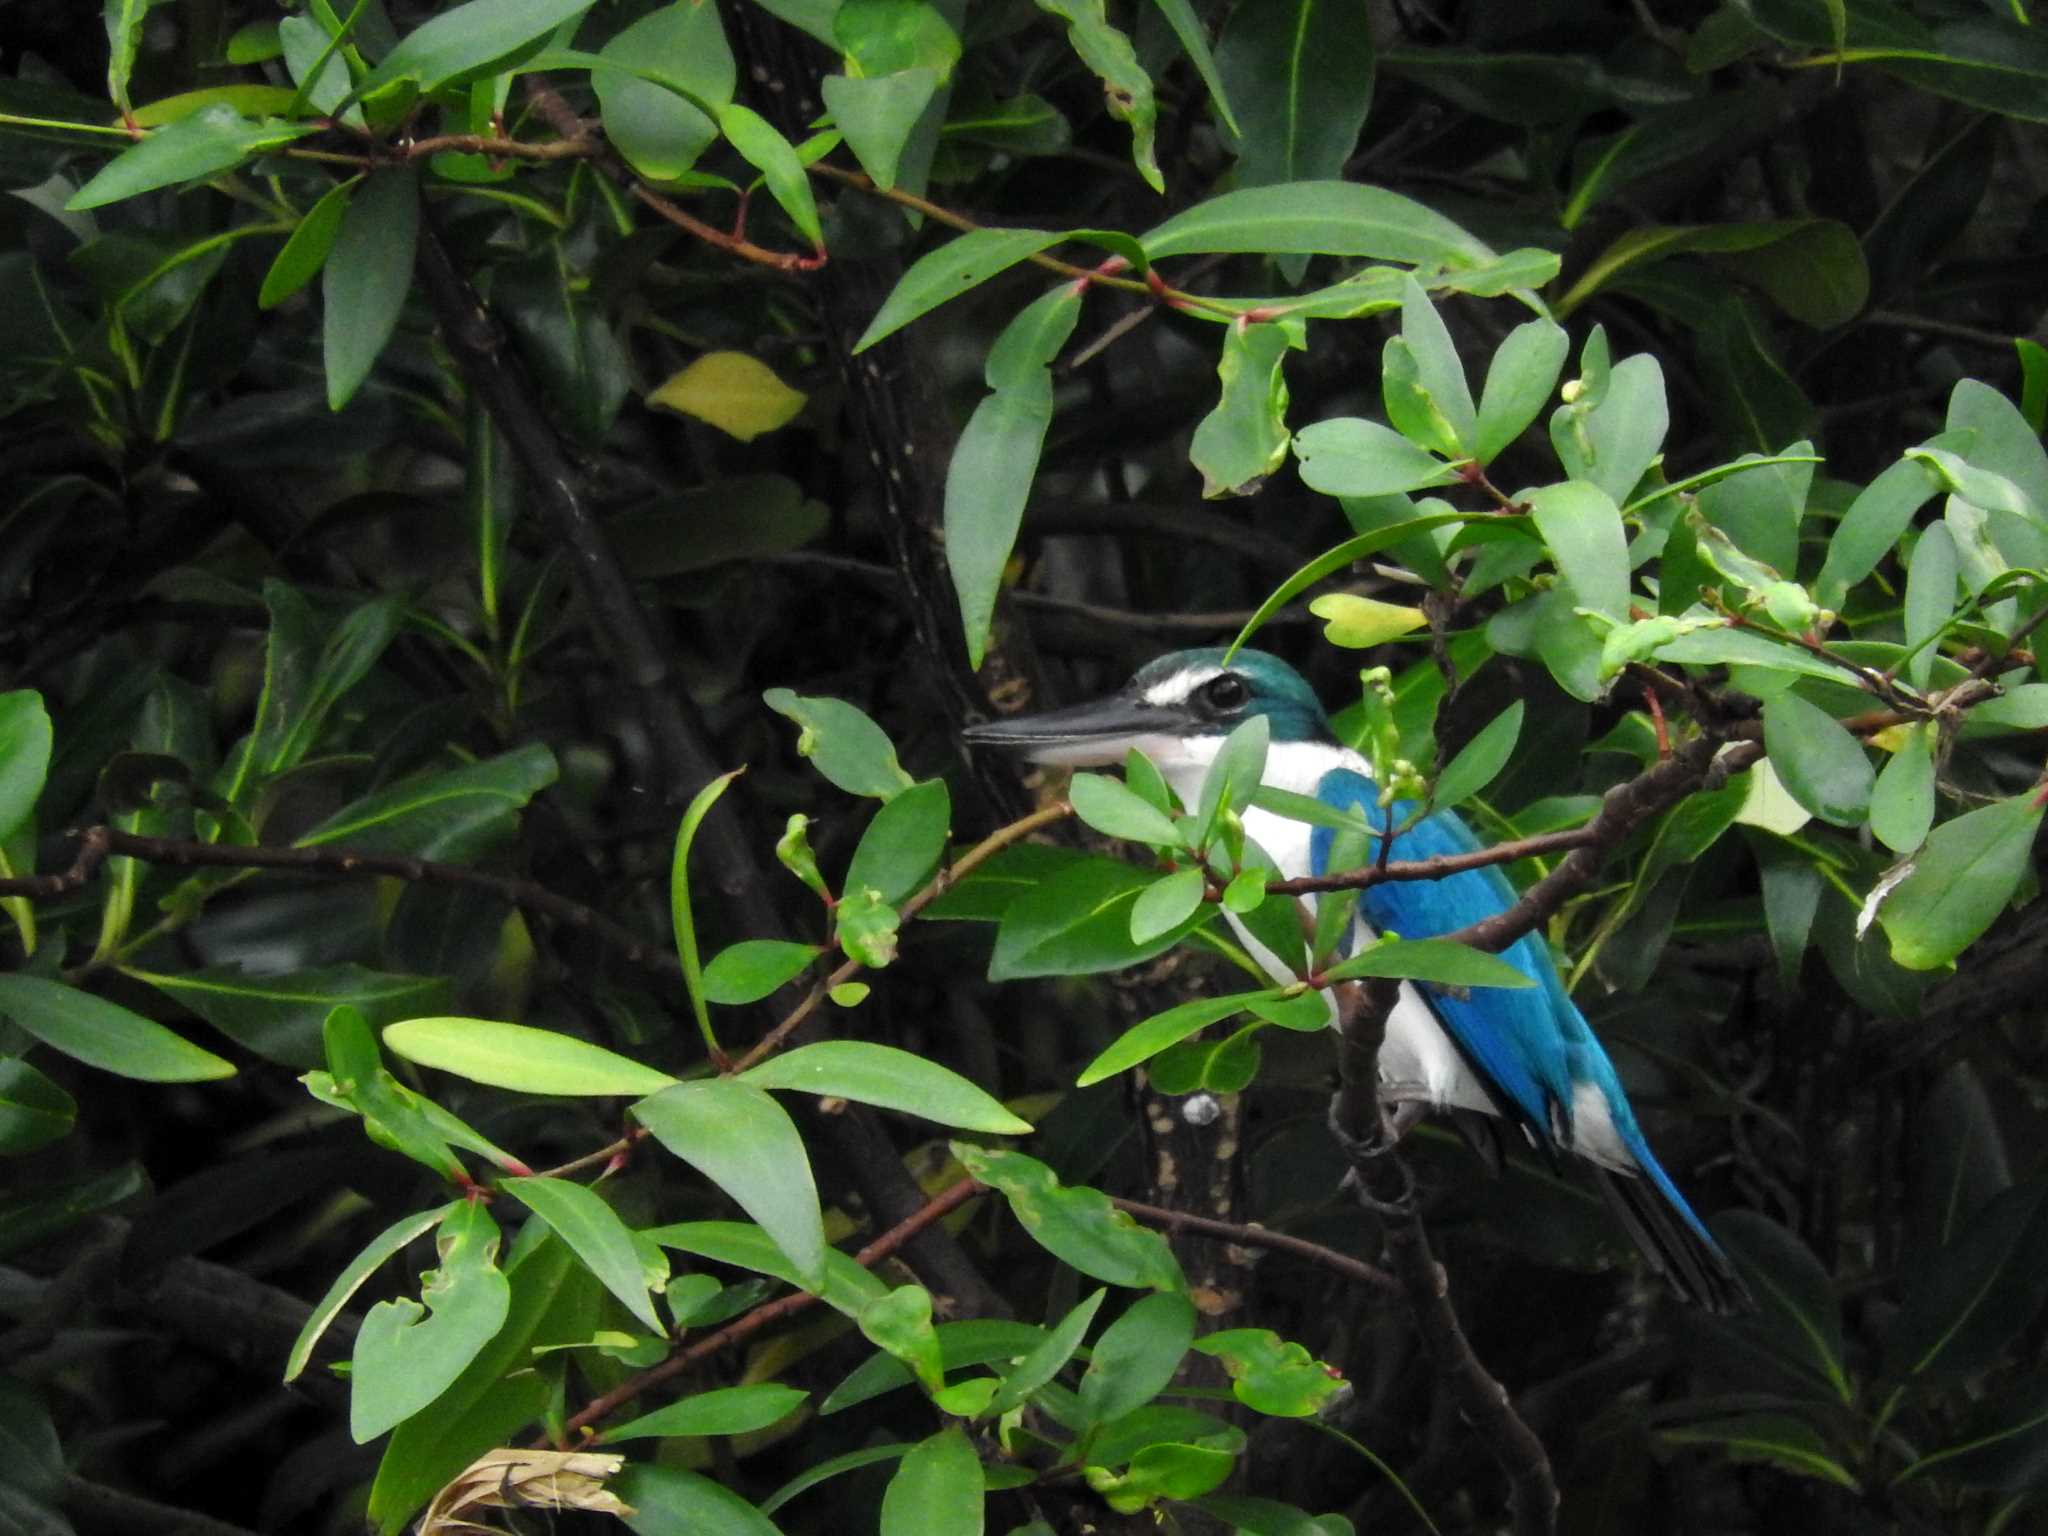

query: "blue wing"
(1310, 768), (1747, 1310)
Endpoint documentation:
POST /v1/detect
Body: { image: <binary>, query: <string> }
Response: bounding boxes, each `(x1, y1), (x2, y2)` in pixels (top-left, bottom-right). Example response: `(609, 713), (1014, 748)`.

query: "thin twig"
(1109, 1196), (1400, 1296)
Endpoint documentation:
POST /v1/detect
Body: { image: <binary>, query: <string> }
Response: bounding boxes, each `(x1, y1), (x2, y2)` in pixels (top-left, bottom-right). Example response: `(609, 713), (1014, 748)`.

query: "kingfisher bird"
(964, 646), (1748, 1312)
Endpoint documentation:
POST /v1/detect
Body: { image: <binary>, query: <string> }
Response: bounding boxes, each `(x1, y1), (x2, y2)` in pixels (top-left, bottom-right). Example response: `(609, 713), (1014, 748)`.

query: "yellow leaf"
(1308, 593), (1426, 649)
(648, 352), (807, 442)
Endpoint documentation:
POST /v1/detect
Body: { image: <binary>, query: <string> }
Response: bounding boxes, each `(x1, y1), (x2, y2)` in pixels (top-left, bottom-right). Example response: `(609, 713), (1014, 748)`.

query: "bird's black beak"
(962, 692), (1195, 766)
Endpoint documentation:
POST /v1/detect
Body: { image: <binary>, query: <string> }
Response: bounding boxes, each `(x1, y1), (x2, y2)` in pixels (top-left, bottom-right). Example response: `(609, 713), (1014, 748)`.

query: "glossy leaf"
(1910, 1061), (2012, 1254)
(989, 854), (1213, 980)
(1527, 480), (1630, 620)
(859, 1283), (944, 1394)
(717, 103), (822, 250)
(634, 1080), (827, 1290)
(1077, 989), (1282, 1086)
(953, 1144), (1185, 1291)
(1434, 700), (1523, 812)
(945, 286), (1082, 668)
(260, 176), (357, 309)
(854, 227), (1063, 352)
(382, 1018), (673, 1097)
(614, 1466), (782, 1536)
(1070, 772), (1183, 846)
(1321, 937), (1535, 990)
(1033, 0), (1160, 192)
(1191, 1328), (1345, 1417)
(1129, 867), (1206, 945)
(350, 1200), (511, 1442)
(702, 941), (822, 1006)
(323, 167), (418, 410)
(362, 0), (597, 93)
(0, 1058), (75, 1155)
(880, 1427), (982, 1536)
(1879, 791), (2045, 970)
(0, 690), (52, 844)
(649, 353), (806, 443)
(1901, 522), (1957, 691)
(593, 1), (731, 181)
(987, 1288), (1103, 1415)
(645, 1220), (888, 1319)
(1309, 593), (1426, 649)
(1712, 1210), (1851, 1401)
(763, 690), (915, 800)
(284, 1203), (457, 1381)
(1141, 182), (1492, 266)
(0, 974), (233, 1082)
(1869, 722), (1935, 856)
(605, 1383), (807, 1443)
(845, 778), (951, 903)
(1293, 417), (1459, 498)
(1887, 1176), (2048, 1382)
(501, 1175), (662, 1333)
(126, 964), (450, 1071)
(739, 1041), (1032, 1133)
(296, 743), (557, 858)
(1550, 350), (1668, 505)
(823, 69), (943, 192)
(1215, 0), (1373, 189)
(1077, 1291), (1196, 1427)
(67, 106), (314, 211)
(1761, 693), (1872, 828)
(1657, 1414), (1858, 1490)
(1190, 318), (1297, 498)
(1475, 318), (1569, 463)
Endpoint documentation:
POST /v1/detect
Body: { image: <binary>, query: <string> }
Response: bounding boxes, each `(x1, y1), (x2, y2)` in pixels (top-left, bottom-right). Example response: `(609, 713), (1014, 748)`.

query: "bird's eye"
(1200, 674), (1250, 712)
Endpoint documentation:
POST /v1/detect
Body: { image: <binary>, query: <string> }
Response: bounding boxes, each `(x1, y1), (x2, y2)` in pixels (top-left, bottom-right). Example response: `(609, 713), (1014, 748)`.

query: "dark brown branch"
(1109, 1195), (1400, 1296)
(1269, 826), (1597, 898)
(0, 826), (682, 975)
(560, 1176), (985, 1439)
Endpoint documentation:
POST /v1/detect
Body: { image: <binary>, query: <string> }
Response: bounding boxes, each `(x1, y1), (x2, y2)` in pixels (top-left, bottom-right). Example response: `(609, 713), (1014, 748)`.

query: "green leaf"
(1308, 594), (1426, 650)
(1090, 1442), (1234, 1510)
(1872, 18), (2048, 126)
(988, 1288), (1104, 1415)
(1556, 220), (1868, 329)
(670, 765), (743, 1052)
(703, 941), (823, 1006)
(381, 1019), (676, 1097)
(823, 1320), (1050, 1413)
(845, 778), (951, 903)
(1190, 318), (1297, 498)
(0, 691), (53, 844)
(717, 103), (823, 250)
(989, 854), (1212, 980)
(835, 886), (901, 968)
(645, 1220), (888, 1319)
(1130, 867), (1206, 945)
(1527, 480), (1630, 620)
(607, 1383), (807, 1444)
(259, 175), (357, 309)
(1215, 0), (1372, 189)
(105, 0), (166, 114)
(362, 0), (597, 94)
(501, 1174), (663, 1334)
(1032, 0), (1160, 192)
(1550, 349), (1668, 505)
(953, 1143), (1184, 1291)
(1910, 1061), (2012, 1254)
(763, 690), (914, 799)
(67, 106), (314, 210)
(853, 227), (1064, 352)
(634, 1079), (827, 1290)
(1657, 1414), (1858, 1490)
(1077, 990), (1281, 1087)
(1194, 713), (1269, 838)
(0, 1058), (75, 1155)
(1475, 318), (1568, 464)
(1294, 417), (1459, 499)
(1148, 0), (1238, 135)
(1713, 1210), (1852, 1401)
(618, 1463), (787, 1536)
(1141, 182), (1493, 266)
(945, 286), (1083, 668)
(1190, 1328), (1345, 1417)
(350, 1200), (511, 1442)
(1078, 1291), (1196, 1428)
(284, 1202), (457, 1382)
(0, 974), (233, 1082)
(1879, 792), (2045, 971)
(1870, 723), (1936, 856)
(366, 1234), (582, 1532)
(824, 69), (943, 192)
(1887, 1176), (2048, 1383)
(593, 1), (731, 181)
(1070, 772), (1184, 846)
(323, 167), (418, 410)
(1761, 693), (1873, 829)
(739, 1041), (1032, 1133)
(1902, 523), (1958, 691)
(1696, 444), (1812, 578)
(1393, 275), (1475, 455)
(1321, 937), (1536, 990)
(881, 1427), (983, 1536)
(1434, 700), (1523, 812)
(859, 1283), (944, 1394)
(124, 964), (450, 1071)
(296, 743), (558, 858)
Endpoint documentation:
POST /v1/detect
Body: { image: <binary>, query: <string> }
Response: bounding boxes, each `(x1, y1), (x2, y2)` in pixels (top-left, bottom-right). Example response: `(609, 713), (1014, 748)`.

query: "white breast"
(1150, 739), (1497, 1117)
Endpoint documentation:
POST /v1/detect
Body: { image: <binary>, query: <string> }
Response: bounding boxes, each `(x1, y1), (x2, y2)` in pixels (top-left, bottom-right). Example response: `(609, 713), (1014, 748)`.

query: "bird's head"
(961, 648), (1334, 773)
